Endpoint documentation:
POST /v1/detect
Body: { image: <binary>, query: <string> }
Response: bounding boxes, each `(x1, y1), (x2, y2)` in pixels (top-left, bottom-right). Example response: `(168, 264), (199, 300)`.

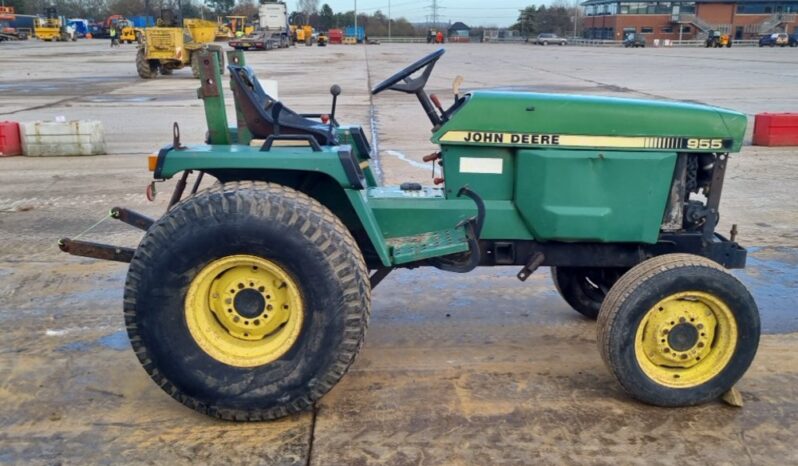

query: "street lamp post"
(388, 0), (391, 41)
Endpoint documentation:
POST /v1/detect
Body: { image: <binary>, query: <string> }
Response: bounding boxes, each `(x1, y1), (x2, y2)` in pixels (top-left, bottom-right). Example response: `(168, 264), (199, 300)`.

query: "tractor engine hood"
(432, 91), (747, 153)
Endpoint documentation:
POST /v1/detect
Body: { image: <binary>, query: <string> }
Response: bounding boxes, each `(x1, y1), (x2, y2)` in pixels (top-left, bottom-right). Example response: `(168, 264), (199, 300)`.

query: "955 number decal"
(686, 138), (724, 150)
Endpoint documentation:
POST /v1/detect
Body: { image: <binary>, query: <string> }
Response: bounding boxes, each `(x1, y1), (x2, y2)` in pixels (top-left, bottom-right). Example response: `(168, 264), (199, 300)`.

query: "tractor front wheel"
(136, 48), (158, 79)
(597, 254), (759, 407)
(552, 267), (626, 319)
(123, 181), (371, 420)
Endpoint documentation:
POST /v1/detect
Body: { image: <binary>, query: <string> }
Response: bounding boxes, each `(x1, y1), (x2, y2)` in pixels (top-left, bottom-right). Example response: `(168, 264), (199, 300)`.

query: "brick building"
(581, 0), (798, 42)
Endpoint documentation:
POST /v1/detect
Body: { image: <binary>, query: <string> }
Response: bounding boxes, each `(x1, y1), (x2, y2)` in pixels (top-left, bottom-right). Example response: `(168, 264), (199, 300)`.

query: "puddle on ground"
(58, 330), (128, 353)
(735, 247), (798, 334)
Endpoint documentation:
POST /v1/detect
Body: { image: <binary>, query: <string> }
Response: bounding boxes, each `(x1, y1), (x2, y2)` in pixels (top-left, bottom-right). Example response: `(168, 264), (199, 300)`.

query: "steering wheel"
(371, 48), (445, 95)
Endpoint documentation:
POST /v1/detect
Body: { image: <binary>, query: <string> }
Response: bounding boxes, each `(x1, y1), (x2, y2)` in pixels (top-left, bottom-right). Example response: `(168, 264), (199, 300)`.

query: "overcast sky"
(309, 0), (531, 28)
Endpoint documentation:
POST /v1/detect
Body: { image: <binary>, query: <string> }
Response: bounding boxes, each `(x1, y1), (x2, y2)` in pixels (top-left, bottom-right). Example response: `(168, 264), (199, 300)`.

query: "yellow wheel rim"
(185, 255), (304, 368)
(634, 291), (737, 388)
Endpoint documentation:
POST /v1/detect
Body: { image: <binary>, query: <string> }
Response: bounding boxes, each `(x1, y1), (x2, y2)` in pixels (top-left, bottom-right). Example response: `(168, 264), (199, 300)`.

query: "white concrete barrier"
(20, 120), (105, 156)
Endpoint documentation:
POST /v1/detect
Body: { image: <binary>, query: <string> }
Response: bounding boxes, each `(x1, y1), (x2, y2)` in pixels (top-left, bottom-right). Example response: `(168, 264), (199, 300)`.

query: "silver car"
(535, 33), (567, 45)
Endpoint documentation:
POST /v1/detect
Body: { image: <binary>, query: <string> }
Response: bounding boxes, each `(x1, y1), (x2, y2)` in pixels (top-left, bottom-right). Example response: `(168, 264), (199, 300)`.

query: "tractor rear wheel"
(136, 48), (158, 79)
(597, 254), (759, 407)
(551, 267), (626, 319)
(123, 181), (371, 420)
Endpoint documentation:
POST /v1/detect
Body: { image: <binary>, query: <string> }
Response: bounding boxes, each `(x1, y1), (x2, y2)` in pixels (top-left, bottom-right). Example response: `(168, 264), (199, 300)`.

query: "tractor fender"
(154, 145), (392, 267)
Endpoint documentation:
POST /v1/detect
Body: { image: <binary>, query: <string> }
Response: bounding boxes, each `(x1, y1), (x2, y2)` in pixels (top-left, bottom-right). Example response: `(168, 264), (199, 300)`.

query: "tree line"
(512, 3), (580, 38)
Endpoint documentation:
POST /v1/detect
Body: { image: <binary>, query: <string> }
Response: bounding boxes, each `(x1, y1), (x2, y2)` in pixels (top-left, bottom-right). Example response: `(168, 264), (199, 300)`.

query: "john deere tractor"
(62, 49), (760, 421)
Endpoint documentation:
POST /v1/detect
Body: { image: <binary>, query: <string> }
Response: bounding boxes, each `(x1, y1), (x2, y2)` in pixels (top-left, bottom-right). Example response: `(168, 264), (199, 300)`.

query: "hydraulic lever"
(430, 94), (447, 122)
(329, 84), (341, 137)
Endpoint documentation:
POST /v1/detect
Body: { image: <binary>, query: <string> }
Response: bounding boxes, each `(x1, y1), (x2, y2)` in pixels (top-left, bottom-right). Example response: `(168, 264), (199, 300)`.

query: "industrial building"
(581, 0), (798, 41)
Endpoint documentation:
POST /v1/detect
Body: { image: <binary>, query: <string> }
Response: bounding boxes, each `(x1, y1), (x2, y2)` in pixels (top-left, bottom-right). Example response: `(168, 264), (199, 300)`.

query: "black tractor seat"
(228, 64), (337, 146)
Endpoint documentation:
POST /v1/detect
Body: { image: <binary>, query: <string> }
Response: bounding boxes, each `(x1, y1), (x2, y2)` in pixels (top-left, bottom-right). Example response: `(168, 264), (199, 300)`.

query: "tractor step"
(388, 227), (470, 265)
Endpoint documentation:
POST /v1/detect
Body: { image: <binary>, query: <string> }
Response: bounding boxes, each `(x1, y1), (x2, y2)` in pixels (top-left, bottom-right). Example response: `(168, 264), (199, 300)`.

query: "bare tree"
(296, 0), (318, 23)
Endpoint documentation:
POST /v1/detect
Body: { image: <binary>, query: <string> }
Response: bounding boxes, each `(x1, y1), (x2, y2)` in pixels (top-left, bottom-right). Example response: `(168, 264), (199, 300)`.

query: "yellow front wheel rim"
(185, 255), (304, 368)
(634, 291), (737, 388)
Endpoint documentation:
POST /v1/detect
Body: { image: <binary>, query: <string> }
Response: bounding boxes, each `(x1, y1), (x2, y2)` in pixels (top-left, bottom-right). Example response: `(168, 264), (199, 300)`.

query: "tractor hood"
(432, 91), (747, 153)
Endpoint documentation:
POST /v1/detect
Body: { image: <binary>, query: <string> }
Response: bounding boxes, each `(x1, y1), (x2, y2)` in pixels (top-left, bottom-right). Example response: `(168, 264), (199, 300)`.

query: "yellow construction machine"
(290, 24), (313, 45)
(136, 13), (222, 79)
(34, 7), (72, 41)
(217, 16), (253, 40)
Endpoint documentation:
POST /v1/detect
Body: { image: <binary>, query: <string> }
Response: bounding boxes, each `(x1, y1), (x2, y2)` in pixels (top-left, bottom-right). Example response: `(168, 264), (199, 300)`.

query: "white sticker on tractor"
(459, 157), (503, 174)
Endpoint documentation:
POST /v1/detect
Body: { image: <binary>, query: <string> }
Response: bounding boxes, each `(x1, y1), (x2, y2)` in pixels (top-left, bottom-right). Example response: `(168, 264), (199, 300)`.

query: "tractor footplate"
(388, 227), (470, 265)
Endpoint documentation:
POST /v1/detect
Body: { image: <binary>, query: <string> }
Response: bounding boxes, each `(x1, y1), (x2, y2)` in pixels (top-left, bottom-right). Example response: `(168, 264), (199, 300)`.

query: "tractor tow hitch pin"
(517, 252), (545, 282)
(329, 85), (341, 135)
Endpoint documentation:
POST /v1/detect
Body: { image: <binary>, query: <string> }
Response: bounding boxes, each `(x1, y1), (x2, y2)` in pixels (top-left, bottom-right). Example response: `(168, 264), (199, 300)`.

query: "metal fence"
(369, 36), (427, 43)
(367, 37), (761, 47)
(565, 38), (761, 47)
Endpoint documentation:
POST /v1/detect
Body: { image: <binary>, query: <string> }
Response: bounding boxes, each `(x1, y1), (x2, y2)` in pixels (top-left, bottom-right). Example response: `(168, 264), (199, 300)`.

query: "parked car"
(623, 33), (646, 48)
(759, 32), (789, 47)
(229, 31), (273, 51)
(789, 33), (798, 47)
(534, 33), (567, 45)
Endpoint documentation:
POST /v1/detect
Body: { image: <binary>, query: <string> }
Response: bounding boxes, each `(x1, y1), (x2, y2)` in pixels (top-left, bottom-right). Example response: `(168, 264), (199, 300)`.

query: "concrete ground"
(1, 40), (797, 465)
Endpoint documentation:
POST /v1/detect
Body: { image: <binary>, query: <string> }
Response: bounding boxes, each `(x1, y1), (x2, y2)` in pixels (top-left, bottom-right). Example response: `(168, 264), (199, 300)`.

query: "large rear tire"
(136, 48), (158, 79)
(597, 254), (760, 407)
(136, 47), (158, 79)
(551, 267), (626, 320)
(124, 181), (371, 420)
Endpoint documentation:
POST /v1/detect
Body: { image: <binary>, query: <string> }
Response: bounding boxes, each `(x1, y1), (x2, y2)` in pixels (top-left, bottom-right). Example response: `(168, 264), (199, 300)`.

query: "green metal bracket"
(196, 49), (231, 145)
(226, 49), (253, 146)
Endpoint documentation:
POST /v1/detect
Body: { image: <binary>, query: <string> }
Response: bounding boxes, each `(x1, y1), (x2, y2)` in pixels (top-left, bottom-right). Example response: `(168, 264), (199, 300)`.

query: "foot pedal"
(388, 227), (470, 265)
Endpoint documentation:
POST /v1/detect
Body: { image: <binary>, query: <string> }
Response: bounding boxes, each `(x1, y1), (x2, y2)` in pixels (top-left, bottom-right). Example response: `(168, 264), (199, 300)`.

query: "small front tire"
(597, 254), (760, 407)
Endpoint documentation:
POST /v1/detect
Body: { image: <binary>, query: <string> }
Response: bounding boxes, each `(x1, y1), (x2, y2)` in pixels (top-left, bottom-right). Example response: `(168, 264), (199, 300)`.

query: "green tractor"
(61, 49), (759, 421)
